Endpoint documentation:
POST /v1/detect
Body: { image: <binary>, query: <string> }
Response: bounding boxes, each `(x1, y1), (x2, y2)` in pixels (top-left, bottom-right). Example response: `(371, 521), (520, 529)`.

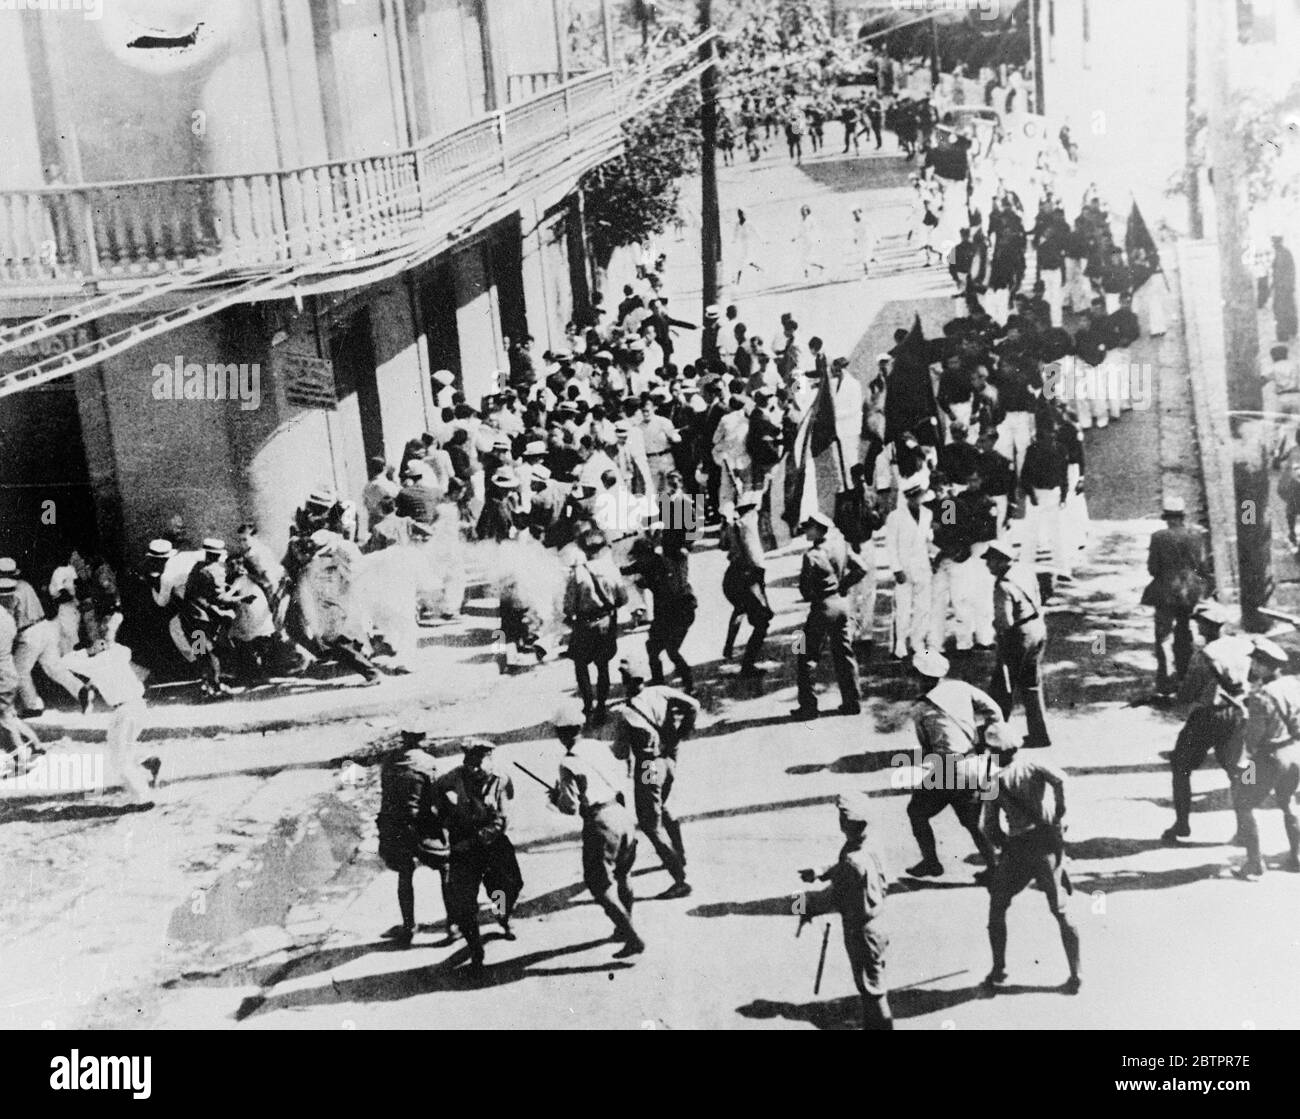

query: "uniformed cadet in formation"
(433, 738), (524, 969)
(376, 720), (451, 945)
(799, 793), (894, 1031)
(549, 700), (646, 957)
(1161, 600), (1252, 845)
(1230, 638), (1300, 881)
(983, 539), (1052, 749)
(792, 511), (865, 721)
(905, 650), (1003, 881)
(613, 654), (698, 899)
(720, 489), (773, 678)
(981, 742), (1081, 994)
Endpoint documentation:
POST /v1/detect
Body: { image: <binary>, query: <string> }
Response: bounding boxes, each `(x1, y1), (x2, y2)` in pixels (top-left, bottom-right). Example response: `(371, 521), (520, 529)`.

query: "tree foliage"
(580, 87), (702, 269)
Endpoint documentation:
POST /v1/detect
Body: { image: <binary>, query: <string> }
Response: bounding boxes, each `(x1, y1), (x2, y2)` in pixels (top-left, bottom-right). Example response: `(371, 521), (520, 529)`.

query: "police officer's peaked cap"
(837, 792), (872, 826)
(912, 650), (950, 678)
(618, 653), (650, 680)
(1250, 637), (1289, 667)
(461, 736), (498, 755)
(552, 700), (586, 729)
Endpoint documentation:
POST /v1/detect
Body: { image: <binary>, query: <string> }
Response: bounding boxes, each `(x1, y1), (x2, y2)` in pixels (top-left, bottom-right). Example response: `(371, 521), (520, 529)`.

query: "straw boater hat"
(1161, 495), (1187, 518)
(490, 468), (519, 489)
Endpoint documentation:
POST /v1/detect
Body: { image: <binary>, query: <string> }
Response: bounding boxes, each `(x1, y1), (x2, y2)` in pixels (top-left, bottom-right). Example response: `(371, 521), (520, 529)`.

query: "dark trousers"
(987, 827), (1079, 979)
(1170, 705), (1244, 829)
(990, 624), (1050, 746)
(723, 564), (772, 670)
(908, 786), (998, 867)
(796, 597), (861, 712)
(583, 802), (640, 942)
(1154, 606), (1194, 692)
(647, 601), (695, 691)
(633, 756), (687, 885)
(1232, 747), (1300, 873)
(445, 835), (524, 957)
(395, 859), (450, 931)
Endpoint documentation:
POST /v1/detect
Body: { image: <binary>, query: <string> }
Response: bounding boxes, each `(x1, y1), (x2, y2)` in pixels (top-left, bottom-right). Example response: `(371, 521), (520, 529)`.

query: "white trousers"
(1022, 489), (1066, 574)
(14, 619), (84, 712)
(892, 572), (933, 658)
(996, 411), (1035, 480)
(1133, 279), (1167, 335)
(108, 699), (151, 803)
(930, 557), (981, 650)
(1042, 268), (1063, 327)
(1063, 258), (1091, 312)
(848, 541), (878, 644)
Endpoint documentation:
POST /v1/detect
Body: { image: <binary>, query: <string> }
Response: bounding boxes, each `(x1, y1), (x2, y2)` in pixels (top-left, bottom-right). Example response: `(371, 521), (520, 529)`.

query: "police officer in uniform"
(1161, 600), (1253, 844)
(376, 719), (451, 945)
(720, 490), (773, 677)
(433, 738), (524, 969)
(981, 741), (1081, 994)
(799, 793), (894, 1030)
(549, 700), (646, 957)
(613, 654), (699, 899)
(1230, 638), (1300, 881)
(905, 650), (1004, 880)
(983, 539), (1052, 748)
(793, 511), (865, 721)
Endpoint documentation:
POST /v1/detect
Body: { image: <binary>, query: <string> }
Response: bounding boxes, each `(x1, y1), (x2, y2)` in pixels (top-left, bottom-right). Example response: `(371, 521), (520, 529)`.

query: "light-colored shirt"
(914, 679), (1004, 755)
(638, 413), (679, 456)
(2, 579), (44, 629)
(63, 642), (144, 708)
(555, 738), (629, 816)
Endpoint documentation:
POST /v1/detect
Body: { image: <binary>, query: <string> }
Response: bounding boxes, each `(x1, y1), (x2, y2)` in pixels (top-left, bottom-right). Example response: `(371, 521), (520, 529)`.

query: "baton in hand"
(813, 921), (831, 996)
(513, 761), (556, 794)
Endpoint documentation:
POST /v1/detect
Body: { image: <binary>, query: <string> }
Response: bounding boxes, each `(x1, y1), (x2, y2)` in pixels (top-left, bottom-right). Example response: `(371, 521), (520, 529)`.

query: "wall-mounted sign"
(279, 351), (337, 410)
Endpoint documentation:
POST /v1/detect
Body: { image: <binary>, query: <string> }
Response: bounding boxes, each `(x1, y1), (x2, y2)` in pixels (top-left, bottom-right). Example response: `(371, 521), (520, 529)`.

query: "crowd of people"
(5, 21), (1296, 1031)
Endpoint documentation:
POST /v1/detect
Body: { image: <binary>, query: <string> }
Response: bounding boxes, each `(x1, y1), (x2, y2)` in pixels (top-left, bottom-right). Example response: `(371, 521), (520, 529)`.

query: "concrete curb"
(1175, 239), (1240, 603)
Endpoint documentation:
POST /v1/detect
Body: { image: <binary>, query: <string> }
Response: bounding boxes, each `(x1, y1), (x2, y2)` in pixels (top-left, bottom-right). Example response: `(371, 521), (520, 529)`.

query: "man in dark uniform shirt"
(377, 720), (451, 945)
(793, 512), (865, 720)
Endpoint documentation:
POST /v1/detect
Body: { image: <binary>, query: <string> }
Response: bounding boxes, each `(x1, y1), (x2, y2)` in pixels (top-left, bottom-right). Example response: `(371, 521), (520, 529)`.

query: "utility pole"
(1207, 0), (1270, 630)
(1029, 0), (1044, 113)
(1185, 0), (1204, 238)
(929, 15), (940, 89)
(700, 0), (721, 317)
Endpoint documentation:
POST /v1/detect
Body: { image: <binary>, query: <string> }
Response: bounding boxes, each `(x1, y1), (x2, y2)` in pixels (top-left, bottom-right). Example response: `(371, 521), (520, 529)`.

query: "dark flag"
(770, 365), (846, 541)
(1126, 201), (1162, 288)
(884, 315), (938, 442)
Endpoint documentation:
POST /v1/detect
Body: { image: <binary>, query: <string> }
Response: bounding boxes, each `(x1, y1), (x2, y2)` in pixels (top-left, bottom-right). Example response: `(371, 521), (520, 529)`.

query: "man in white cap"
(905, 649), (1004, 879)
(433, 737), (522, 968)
(1161, 600), (1253, 844)
(376, 718), (450, 945)
(1230, 637), (1300, 880)
(613, 652), (699, 898)
(884, 479), (935, 661)
(1141, 494), (1211, 695)
(794, 511), (865, 719)
(798, 792), (894, 1030)
(980, 738), (1080, 994)
(549, 700), (645, 957)
(984, 538), (1052, 748)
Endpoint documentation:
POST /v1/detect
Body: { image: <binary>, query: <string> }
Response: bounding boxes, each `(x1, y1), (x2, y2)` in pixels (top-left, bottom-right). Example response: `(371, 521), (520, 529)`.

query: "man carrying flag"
(1126, 200), (1167, 338)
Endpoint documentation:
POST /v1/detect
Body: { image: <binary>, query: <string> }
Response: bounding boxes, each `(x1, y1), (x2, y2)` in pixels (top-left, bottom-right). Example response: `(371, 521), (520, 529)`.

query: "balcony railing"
(0, 70), (620, 289)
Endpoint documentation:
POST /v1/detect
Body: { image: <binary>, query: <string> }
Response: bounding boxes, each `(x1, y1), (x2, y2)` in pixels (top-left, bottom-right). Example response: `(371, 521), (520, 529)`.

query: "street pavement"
(2, 146), (1296, 1032)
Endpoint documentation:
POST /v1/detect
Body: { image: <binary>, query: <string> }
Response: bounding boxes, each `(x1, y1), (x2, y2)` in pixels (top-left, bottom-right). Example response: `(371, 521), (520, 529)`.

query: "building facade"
(0, 0), (645, 571)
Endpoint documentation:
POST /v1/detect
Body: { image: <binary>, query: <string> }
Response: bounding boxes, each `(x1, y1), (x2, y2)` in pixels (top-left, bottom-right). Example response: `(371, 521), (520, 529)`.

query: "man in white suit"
(884, 480), (935, 660)
(830, 357), (863, 471)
